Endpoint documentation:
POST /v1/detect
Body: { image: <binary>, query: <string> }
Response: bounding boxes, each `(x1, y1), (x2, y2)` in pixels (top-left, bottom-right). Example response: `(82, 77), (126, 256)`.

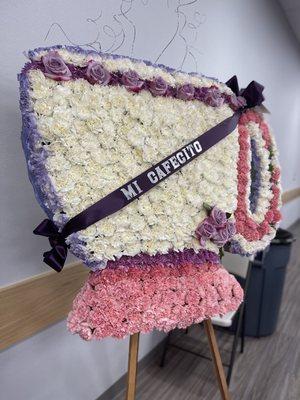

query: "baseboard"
(96, 338), (166, 400)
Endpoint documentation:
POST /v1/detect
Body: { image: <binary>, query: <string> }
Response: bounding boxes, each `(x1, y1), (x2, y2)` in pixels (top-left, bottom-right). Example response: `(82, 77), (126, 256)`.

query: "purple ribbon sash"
(34, 76), (264, 271)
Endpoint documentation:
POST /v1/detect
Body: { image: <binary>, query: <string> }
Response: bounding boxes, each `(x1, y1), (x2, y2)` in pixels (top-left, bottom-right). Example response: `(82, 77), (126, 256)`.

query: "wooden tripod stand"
(125, 319), (231, 400)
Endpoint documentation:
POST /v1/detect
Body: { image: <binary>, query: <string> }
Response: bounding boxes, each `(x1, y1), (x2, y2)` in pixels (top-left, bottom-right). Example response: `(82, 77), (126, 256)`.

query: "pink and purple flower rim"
(196, 206), (236, 248)
(37, 51), (246, 110)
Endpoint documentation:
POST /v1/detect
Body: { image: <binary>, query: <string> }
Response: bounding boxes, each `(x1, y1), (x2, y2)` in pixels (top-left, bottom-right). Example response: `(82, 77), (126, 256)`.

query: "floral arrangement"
(67, 250), (243, 340)
(19, 45), (281, 339)
(19, 46), (281, 270)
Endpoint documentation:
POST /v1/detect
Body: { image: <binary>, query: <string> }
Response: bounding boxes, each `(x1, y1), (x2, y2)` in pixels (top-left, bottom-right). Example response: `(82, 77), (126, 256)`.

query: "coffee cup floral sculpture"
(19, 46), (281, 340)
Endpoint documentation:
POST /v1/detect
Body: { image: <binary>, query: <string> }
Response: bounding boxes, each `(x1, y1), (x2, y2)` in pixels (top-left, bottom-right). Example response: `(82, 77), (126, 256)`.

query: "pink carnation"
(235, 110), (281, 242)
(273, 210), (282, 222)
(67, 260), (243, 341)
(272, 167), (281, 182)
(265, 210), (274, 223)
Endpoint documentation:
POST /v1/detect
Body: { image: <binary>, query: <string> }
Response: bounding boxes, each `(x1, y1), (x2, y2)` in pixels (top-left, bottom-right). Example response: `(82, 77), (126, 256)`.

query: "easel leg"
(126, 333), (140, 400)
(204, 319), (231, 400)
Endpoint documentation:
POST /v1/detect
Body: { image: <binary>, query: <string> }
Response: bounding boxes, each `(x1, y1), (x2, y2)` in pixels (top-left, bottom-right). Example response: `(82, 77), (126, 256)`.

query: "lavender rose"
(194, 87), (207, 101)
(229, 94), (247, 110)
(86, 61), (111, 85)
(210, 206), (227, 227)
(213, 220), (236, 248)
(42, 51), (72, 81)
(226, 220), (236, 238)
(176, 84), (195, 100)
(212, 227), (230, 247)
(121, 70), (144, 93)
(204, 87), (224, 107)
(196, 218), (217, 246)
(148, 77), (168, 97)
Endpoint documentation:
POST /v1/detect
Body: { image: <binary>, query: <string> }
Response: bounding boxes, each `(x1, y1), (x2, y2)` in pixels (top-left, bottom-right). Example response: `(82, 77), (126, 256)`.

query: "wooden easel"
(126, 333), (140, 400)
(125, 319), (231, 400)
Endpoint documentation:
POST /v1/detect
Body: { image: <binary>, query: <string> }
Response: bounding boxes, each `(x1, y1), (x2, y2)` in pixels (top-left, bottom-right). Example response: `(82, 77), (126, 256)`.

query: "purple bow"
(33, 219), (68, 272)
(226, 75), (264, 109)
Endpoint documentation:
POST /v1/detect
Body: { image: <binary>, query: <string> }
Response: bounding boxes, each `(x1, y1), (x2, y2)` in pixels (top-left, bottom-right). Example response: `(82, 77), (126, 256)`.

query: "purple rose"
(42, 51), (72, 81)
(148, 77), (168, 96)
(212, 227), (230, 247)
(121, 70), (144, 93)
(204, 87), (224, 107)
(86, 61), (111, 85)
(226, 220), (236, 238)
(176, 84), (195, 100)
(229, 94), (247, 110)
(196, 218), (217, 245)
(194, 87), (207, 101)
(210, 207), (227, 227)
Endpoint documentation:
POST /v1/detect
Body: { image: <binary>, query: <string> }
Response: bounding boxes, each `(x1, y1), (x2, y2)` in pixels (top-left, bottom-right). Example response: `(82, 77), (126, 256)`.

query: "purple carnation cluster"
(106, 248), (220, 269)
(195, 206), (236, 248)
(249, 138), (261, 213)
(18, 63), (64, 223)
(28, 51), (245, 110)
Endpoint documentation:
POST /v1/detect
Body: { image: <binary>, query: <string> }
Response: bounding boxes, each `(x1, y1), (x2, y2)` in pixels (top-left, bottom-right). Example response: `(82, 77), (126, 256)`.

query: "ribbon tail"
(33, 218), (59, 237)
(43, 244), (68, 272)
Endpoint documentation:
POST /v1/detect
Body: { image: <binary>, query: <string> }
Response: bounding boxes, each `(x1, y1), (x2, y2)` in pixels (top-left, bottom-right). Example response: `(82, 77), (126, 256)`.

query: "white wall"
(0, 1), (300, 399)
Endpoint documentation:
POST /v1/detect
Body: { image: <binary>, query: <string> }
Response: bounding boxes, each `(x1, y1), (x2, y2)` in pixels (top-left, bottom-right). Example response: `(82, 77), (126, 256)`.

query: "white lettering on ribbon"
(147, 171), (158, 184)
(146, 139), (202, 185)
(193, 140), (202, 153)
(121, 180), (143, 200)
